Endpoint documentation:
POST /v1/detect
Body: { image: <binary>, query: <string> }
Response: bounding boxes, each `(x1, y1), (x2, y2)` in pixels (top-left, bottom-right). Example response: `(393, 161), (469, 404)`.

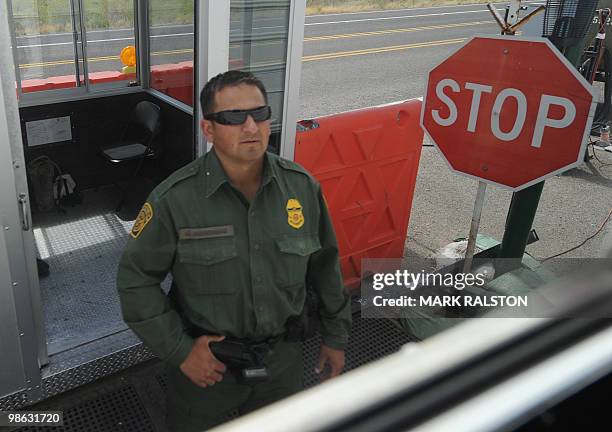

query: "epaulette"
(277, 156), (311, 178)
(155, 159), (201, 198)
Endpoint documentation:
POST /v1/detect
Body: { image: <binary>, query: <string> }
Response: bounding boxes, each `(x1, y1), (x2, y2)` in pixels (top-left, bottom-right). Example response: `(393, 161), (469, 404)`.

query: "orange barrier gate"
(294, 99), (424, 289)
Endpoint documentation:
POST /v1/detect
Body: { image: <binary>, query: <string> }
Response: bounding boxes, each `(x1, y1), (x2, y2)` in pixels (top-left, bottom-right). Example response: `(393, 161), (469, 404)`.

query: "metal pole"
(197, 0), (231, 156)
(69, 0), (81, 86)
(496, 0), (543, 274)
(76, 0), (90, 90)
(463, 181), (487, 273)
(498, 181), (544, 272)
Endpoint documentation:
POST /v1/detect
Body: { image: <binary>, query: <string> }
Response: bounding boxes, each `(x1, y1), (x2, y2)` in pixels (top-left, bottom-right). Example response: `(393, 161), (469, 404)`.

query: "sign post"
(463, 181), (487, 273)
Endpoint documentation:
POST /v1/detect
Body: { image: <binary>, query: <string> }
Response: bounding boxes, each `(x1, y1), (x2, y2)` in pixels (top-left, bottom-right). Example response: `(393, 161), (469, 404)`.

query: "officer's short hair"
(200, 70), (268, 115)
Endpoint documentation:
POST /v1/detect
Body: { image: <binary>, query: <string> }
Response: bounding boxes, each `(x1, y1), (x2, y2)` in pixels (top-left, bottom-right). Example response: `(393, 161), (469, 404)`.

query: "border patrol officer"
(117, 70), (351, 431)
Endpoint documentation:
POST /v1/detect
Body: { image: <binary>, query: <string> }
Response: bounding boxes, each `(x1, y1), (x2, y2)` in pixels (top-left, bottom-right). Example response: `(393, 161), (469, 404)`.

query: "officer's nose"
(243, 114), (259, 133)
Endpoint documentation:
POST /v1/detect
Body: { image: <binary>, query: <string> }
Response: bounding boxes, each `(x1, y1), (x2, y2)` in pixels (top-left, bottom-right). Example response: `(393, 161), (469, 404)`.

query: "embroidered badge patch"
(286, 198), (304, 229)
(130, 202), (153, 239)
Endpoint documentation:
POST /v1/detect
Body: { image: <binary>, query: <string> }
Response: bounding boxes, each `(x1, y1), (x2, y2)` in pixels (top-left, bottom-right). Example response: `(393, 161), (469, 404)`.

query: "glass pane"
(149, 0), (194, 107)
(11, 0), (80, 94)
(229, 0), (291, 131)
(82, 0), (138, 89)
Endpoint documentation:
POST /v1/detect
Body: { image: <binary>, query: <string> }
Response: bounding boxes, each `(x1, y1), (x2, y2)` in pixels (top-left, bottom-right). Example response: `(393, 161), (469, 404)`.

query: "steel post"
(498, 182), (545, 272)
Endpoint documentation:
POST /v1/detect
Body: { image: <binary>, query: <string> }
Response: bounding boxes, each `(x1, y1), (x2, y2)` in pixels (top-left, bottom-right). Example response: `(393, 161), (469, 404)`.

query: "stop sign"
(421, 36), (596, 191)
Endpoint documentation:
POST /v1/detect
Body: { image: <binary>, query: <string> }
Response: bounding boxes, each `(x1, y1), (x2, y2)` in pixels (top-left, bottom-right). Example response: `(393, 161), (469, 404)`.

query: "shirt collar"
(262, 152), (279, 188)
(204, 149), (280, 198)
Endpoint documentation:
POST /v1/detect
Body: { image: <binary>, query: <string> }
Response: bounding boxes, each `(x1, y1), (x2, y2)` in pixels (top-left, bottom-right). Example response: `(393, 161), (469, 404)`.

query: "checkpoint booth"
(0, 0), (423, 411)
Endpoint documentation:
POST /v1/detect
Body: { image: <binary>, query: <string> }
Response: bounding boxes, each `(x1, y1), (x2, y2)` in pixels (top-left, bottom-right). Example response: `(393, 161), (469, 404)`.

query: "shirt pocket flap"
(178, 237), (238, 266)
(276, 235), (322, 257)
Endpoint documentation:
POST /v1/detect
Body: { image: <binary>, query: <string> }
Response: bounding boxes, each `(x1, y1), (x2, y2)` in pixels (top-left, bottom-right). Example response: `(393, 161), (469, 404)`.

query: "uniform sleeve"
(307, 185), (352, 350)
(117, 195), (194, 367)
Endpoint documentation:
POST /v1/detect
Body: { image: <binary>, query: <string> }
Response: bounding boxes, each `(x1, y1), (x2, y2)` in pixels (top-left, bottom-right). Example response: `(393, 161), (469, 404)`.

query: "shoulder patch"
(131, 202), (154, 239)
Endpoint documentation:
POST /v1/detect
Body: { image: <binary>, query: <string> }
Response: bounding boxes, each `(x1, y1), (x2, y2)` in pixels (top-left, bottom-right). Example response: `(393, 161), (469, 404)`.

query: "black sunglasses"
(204, 105), (272, 125)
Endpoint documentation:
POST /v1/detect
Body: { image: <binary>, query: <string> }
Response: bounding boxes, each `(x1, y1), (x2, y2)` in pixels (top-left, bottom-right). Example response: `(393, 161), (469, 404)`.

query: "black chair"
(100, 100), (161, 211)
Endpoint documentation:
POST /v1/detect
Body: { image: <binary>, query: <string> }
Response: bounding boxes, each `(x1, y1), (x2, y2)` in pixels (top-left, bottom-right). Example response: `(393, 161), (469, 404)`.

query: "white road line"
(15, 23), (194, 39)
(18, 41), (73, 48)
(245, 25), (288, 31)
(307, 6), (460, 17)
(305, 9), (496, 26)
(87, 36), (135, 43)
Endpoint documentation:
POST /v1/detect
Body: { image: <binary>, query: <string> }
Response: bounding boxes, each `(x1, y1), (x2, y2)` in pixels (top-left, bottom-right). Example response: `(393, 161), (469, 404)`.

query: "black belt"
(189, 325), (285, 346)
(190, 326), (284, 366)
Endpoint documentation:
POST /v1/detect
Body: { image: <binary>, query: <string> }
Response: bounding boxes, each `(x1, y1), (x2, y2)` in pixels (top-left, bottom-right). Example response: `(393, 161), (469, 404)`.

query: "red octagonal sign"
(421, 36), (596, 191)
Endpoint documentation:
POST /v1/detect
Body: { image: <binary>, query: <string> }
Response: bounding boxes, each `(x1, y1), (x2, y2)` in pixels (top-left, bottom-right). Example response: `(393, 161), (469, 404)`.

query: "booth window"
(229, 0), (291, 132)
(148, 0), (194, 108)
(9, 0), (139, 101)
(82, 0), (138, 90)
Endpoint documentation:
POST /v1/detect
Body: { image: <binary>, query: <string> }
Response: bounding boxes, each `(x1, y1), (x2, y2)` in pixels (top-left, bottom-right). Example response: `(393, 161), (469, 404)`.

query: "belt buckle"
(249, 341), (269, 357)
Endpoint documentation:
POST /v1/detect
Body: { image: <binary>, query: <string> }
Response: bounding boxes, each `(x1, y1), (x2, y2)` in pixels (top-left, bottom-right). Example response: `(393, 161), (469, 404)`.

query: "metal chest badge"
(286, 198), (304, 229)
(130, 202), (153, 239)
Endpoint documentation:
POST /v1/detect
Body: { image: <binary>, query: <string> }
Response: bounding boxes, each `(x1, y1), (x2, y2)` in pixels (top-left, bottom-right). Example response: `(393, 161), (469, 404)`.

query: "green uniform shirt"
(117, 150), (351, 367)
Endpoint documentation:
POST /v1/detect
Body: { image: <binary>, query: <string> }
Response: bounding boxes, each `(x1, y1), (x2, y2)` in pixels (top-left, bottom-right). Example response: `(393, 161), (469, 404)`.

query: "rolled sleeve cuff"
(165, 333), (195, 367)
(321, 333), (348, 351)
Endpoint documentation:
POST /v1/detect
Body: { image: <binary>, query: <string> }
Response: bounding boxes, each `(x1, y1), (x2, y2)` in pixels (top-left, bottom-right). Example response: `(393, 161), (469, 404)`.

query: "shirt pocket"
(176, 236), (238, 295)
(274, 234), (322, 288)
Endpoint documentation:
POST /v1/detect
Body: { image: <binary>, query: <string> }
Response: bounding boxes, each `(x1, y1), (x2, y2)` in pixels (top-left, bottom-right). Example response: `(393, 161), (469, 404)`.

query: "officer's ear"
(201, 119), (215, 143)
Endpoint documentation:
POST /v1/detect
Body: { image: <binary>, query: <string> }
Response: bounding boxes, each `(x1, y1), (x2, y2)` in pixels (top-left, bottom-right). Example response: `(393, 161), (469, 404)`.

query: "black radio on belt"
(209, 339), (270, 383)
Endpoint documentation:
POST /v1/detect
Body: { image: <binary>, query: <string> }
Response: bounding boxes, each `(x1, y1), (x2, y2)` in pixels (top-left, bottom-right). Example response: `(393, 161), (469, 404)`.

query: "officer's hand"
(315, 344), (345, 381)
(180, 335), (227, 388)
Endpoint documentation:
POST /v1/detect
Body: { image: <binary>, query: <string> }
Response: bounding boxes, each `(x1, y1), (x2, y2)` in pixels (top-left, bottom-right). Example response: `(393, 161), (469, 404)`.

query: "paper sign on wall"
(25, 116), (72, 146)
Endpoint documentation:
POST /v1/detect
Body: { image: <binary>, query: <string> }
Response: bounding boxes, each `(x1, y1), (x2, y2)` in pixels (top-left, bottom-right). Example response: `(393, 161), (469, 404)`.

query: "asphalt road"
(13, 3), (612, 263)
(299, 4), (501, 118)
(15, 3), (501, 79)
